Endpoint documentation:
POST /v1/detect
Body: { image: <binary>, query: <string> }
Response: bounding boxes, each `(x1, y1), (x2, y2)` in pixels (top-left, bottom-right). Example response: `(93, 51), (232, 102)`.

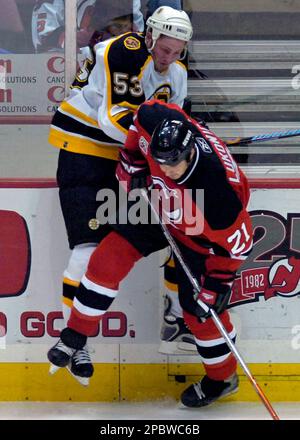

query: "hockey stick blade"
(226, 128), (300, 146)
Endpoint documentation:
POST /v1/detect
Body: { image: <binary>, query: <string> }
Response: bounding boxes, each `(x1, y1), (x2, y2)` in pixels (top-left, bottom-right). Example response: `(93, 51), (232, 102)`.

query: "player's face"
(158, 148), (195, 180)
(151, 36), (186, 73)
(159, 160), (189, 180)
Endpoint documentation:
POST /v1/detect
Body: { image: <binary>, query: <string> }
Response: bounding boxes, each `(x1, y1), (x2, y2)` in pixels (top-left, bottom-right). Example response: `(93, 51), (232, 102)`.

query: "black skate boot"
(67, 345), (94, 387)
(181, 373), (239, 407)
(159, 297), (197, 355)
(48, 328), (89, 384)
(48, 339), (76, 371)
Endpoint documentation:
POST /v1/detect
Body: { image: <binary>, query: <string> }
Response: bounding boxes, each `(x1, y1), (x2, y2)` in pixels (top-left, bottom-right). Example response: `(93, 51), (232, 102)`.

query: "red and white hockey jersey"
(122, 99), (253, 281)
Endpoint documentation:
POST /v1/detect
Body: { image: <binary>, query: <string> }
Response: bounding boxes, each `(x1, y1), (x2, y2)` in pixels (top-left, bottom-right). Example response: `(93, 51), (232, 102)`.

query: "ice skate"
(158, 297), (197, 355)
(66, 345), (94, 387)
(47, 328), (89, 383)
(48, 338), (76, 374)
(181, 373), (239, 408)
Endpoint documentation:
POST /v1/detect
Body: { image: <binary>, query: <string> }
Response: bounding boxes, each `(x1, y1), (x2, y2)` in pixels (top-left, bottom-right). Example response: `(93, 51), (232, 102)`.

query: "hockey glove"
(194, 277), (232, 319)
(129, 169), (152, 191)
(116, 149), (152, 192)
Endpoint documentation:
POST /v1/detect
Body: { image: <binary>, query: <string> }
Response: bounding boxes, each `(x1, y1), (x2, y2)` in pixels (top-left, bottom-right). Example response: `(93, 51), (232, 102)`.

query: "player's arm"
(70, 46), (96, 91)
(189, 170), (253, 318)
(168, 63), (188, 108)
(98, 35), (148, 143)
(209, 208), (253, 276)
(195, 206), (253, 317)
(116, 120), (151, 192)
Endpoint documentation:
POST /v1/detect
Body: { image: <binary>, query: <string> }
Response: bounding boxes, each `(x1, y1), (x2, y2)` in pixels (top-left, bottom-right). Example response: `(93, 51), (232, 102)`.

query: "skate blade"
(178, 386), (239, 410)
(158, 341), (198, 355)
(66, 366), (90, 387)
(49, 363), (60, 375)
(220, 385), (239, 401)
(177, 341), (198, 353)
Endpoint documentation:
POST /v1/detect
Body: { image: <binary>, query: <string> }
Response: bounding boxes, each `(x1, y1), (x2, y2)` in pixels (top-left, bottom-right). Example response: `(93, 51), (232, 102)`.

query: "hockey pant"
(57, 150), (181, 323)
(57, 150), (118, 324)
(68, 229), (237, 381)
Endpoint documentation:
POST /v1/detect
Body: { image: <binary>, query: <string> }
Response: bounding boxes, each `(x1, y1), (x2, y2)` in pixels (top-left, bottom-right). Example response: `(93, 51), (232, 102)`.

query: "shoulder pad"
(107, 33), (148, 71)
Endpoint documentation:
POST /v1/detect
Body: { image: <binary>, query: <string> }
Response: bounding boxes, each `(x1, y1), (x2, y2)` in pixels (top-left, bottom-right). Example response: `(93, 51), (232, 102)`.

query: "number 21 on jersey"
(227, 222), (252, 256)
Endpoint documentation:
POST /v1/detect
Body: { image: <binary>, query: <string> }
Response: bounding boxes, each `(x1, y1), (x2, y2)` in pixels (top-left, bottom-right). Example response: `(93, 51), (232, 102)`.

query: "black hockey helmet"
(150, 118), (194, 166)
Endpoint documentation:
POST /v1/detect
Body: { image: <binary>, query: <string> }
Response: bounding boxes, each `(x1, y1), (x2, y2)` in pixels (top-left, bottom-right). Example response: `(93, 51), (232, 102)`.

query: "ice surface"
(0, 400), (298, 420)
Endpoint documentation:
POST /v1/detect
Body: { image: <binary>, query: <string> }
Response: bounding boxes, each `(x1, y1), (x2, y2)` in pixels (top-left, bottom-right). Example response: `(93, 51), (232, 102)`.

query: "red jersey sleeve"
(205, 208), (253, 282)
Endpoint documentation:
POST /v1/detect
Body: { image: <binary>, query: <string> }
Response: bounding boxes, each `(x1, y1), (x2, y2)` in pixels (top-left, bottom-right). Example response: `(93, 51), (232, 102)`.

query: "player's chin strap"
(141, 188), (280, 421)
(147, 45), (188, 61)
(146, 33), (188, 61)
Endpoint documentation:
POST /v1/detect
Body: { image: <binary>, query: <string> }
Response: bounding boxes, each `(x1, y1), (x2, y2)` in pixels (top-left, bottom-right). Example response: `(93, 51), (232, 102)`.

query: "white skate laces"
(48, 340), (93, 387)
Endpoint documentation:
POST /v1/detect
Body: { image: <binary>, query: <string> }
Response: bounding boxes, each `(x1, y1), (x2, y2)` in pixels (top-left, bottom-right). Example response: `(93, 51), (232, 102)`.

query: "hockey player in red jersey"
(48, 99), (253, 406)
(48, 6), (194, 385)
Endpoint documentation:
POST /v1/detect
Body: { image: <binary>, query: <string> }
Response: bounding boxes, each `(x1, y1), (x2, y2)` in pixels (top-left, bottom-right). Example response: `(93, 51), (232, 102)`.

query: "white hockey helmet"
(146, 6), (193, 49)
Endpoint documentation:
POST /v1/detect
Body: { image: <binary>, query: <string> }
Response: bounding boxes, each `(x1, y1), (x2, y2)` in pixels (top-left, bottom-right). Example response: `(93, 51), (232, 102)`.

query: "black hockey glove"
(194, 278), (232, 319)
(129, 168), (152, 191)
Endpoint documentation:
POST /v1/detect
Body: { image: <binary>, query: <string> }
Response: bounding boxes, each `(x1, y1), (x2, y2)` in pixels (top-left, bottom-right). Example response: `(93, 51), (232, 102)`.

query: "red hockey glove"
(116, 150), (152, 192)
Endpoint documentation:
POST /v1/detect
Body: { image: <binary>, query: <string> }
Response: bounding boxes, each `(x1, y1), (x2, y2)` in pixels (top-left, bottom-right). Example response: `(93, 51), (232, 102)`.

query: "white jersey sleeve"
(167, 62), (188, 108)
(132, 0), (144, 32)
(32, 0), (65, 50)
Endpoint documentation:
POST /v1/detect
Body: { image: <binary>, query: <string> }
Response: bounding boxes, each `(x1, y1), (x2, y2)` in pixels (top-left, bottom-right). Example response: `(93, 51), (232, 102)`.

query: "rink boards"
(0, 179), (300, 402)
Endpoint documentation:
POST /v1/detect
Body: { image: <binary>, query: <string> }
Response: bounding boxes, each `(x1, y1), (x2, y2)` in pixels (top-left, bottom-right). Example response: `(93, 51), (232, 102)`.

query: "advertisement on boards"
(0, 185), (299, 363)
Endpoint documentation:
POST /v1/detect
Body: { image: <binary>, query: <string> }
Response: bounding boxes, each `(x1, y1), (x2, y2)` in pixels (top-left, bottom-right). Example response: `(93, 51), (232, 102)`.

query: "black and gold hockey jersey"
(48, 32), (187, 160)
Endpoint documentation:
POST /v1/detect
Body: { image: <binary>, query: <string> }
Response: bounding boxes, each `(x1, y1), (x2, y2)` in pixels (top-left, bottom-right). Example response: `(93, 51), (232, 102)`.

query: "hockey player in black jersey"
(48, 99), (253, 407)
(48, 6), (193, 385)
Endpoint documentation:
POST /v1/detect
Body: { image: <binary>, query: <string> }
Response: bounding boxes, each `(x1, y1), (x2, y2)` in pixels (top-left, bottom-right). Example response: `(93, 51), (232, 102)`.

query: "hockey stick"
(226, 128), (300, 146)
(141, 189), (280, 420)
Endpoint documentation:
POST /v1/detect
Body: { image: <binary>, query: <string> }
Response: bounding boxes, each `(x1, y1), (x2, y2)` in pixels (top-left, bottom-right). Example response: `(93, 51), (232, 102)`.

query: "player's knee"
(183, 309), (233, 339)
(87, 231), (142, 288)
